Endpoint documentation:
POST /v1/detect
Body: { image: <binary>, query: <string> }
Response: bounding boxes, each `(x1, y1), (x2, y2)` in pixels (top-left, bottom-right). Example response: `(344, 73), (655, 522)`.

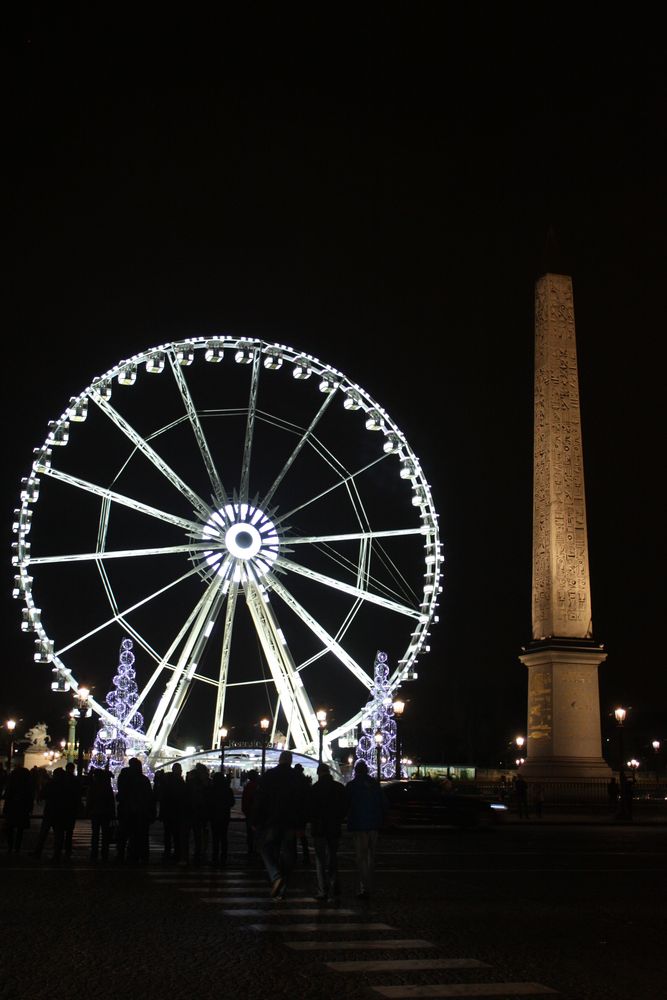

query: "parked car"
(381, 778), (508, 829)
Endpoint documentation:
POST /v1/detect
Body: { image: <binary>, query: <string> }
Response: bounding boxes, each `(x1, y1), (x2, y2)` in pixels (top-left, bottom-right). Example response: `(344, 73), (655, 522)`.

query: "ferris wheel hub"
(225, 521), (261, 559)
(202, 502), (280, 580)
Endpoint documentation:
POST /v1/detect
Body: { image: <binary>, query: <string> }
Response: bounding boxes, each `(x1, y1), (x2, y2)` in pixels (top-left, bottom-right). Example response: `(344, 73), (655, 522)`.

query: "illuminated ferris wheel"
(12, 337), (443, 762)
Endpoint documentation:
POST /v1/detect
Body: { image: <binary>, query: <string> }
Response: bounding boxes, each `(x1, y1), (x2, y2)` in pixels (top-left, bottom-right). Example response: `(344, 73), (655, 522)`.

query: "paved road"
(2, 817), (665, 1000)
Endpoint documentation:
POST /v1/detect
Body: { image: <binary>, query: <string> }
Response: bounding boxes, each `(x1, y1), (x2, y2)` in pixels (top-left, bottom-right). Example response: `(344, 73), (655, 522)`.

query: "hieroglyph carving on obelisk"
(532, 273), (593, 641)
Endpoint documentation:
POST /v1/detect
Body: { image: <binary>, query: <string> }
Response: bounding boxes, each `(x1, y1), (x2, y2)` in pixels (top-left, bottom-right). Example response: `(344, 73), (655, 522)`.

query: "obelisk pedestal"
(519, 639), (610, 779)
(520, 271), (611, 781)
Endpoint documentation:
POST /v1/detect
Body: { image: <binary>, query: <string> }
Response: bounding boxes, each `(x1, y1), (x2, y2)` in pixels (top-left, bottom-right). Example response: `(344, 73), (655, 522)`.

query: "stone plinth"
(519, 639), (611, 779)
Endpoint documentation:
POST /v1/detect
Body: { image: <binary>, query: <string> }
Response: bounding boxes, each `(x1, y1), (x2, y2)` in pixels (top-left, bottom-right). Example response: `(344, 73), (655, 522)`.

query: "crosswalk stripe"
(200, 896), (318, 903)
(175, 885), (267, 891)
(326, 959), (490, 972)
(286, 940), (435, 951)
(372, 984), (558, 997)
(249, 922), (394, 932)
(148, 877), (267, 883)
(218, 907), (357, 916)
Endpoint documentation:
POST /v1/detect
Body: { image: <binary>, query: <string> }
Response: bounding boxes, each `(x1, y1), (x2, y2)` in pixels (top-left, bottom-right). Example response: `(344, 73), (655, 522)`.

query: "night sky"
(4, 8), (665, 767)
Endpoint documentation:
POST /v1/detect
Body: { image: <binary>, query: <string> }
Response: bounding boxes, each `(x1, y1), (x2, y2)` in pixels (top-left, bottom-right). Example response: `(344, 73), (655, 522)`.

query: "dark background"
(3, 5), (665, 766)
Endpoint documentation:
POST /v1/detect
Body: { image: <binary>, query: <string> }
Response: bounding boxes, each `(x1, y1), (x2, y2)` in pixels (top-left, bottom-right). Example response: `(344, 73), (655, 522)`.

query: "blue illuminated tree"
(90, 638), (152, 782)
(355, 650), (403, 779)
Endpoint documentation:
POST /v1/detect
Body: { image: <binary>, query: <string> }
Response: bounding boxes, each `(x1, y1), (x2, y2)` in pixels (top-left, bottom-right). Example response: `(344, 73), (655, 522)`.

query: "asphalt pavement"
(2, 813), (665, 1000)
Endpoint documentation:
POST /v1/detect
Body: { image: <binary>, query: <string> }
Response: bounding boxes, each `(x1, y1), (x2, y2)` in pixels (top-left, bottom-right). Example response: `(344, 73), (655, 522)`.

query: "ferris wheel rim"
(13, 336), (443, 758)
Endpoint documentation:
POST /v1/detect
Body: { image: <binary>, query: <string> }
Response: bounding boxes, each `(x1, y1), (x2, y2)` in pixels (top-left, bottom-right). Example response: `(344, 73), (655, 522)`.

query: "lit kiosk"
(519, 271), (611, 781)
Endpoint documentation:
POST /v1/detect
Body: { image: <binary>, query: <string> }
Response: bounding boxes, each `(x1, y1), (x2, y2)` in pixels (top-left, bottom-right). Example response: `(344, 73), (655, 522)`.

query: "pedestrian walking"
(209, 771), (235, 867)
(253, 749), (308, 899)
(607, 776), (620, 814)
(532, 781), (545, 819)
(3, 766), (34, 854)
(513, 774), (528, 818)
(61, 761), (82, 858)
(308, 763), (347, 902)
(32, 768), (62, 859)
(116, 757), (155, 864)
(186, 762), (211, 866)
(86, 767), (116, 861)
(293, 762), (312, 865)
(345, 759), (387, 899)
(241, 769), (259, 855)
(158, 762), (189, 864)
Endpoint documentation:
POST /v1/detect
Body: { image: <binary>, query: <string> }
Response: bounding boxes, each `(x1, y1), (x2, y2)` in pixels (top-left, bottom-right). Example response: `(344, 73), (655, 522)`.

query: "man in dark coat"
(61, 761), (82, 859)
(209, 771), (235, 867)
(158, 762), (189, 864)
(308, 763), (347, 902)
(253, 750), (307, 899)
(86, 767), (116, 861)
(116, 757), (155, 864)
(3, 766), (34, 854)
(345, 759), (387, 899)
(241, 769), (259, 855)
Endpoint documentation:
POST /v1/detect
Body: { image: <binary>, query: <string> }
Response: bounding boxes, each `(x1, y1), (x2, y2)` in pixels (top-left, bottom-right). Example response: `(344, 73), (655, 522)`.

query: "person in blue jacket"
(345, 759), (387, 899)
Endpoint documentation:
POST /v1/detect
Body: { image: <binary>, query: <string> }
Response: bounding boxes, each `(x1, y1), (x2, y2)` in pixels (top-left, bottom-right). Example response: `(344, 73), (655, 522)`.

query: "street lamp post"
(652, 740), (661, 784)
(67, 710), (78, 763)
(74, 687), (92, 777)
(392, 699), (405, 779)
(259, 717), (270, 775)
(374, 730), (384, 781)
(6, 719), (16, 771)
(316, 710), (327, 765)
(219, 727), (228, 773)
(614, 707), (632, 822)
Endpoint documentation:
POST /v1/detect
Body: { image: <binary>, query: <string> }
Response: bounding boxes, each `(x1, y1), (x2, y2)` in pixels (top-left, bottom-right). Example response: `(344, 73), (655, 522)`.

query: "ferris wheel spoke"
(28, 543), (213, 566)
(287, 527), (424, 545)
(211, 579), (240, 747)
(244, 581), (318, 751)
(48, 665), (151, 746)
(275, 555), (421, 619)
(148, 566), (233, 753)
(261, 390), (337, 508)
(55, 560), (211, 657)
(127, 577), (229, 725)
(239, 349), (261, 503)
(272, 453), (389, 528)
(268, 574), (373, 691)
(326, 708), (367, 745)
(90, 393), (211, 519)
(38, 466), (204, 534)
(168, 352), (227, 508)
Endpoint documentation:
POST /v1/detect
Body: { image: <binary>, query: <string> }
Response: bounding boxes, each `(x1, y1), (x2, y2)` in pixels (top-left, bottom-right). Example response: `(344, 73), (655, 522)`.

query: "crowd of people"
(249, 751), (387, 901)
(1, 753), (389, 901)
(0, 758), (237, 867)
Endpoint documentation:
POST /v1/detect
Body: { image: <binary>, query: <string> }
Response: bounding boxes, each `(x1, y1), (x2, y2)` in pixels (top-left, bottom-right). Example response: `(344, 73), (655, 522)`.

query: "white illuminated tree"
(355, 650), (402, 779)
(91, 638), (152, 782)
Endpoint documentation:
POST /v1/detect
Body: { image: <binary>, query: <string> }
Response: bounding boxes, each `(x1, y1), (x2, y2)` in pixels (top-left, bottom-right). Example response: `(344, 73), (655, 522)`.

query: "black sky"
(4, 6), (666, 765)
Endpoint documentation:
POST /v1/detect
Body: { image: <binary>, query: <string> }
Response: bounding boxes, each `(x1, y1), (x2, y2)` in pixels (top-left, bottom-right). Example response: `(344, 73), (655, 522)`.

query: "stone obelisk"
(519, 271), (611, 780)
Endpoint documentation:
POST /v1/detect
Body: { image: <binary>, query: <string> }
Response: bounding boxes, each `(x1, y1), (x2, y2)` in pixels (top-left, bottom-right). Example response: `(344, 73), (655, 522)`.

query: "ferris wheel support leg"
(244, 583), (319, 753)
(147, 576), (228, 754)
(211, 581), (239, 748)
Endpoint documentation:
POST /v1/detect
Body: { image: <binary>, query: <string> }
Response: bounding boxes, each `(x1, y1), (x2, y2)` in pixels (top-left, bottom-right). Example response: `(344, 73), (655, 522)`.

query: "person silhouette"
(345, 759), (387, 899)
